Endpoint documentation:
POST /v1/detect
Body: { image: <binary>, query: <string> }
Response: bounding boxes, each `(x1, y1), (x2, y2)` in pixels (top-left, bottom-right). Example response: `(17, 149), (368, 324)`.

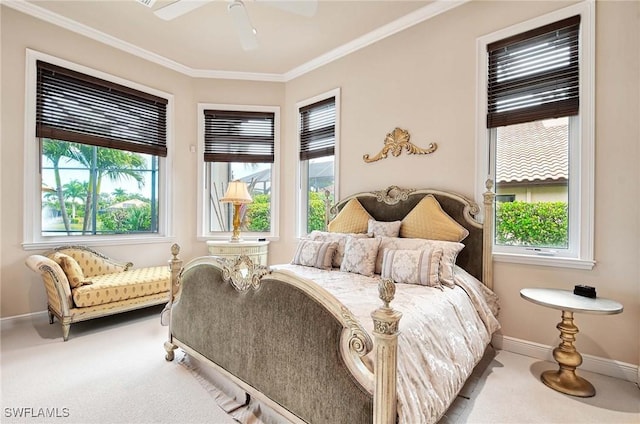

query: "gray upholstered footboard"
(167, 257), (375, 424)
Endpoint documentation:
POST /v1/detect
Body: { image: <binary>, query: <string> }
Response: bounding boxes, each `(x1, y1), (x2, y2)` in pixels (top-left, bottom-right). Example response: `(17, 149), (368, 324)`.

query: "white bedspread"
(271, 264), (500, 424)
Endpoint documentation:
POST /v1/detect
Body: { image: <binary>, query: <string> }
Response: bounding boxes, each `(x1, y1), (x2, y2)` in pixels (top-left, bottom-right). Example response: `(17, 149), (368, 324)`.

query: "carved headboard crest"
(372, 186), (415, 205)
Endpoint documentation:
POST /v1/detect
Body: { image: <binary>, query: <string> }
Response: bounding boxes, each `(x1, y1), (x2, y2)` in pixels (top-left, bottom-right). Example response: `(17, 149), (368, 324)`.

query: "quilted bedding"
(271, 263), (500, 424)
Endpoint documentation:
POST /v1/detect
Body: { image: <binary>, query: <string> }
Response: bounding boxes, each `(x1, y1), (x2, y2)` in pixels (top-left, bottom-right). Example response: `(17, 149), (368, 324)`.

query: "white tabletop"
(520, 288), (623, 315)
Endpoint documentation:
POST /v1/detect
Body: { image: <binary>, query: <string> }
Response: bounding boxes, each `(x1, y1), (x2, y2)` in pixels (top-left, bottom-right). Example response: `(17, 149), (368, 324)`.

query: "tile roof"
(496, 119), (568, 184)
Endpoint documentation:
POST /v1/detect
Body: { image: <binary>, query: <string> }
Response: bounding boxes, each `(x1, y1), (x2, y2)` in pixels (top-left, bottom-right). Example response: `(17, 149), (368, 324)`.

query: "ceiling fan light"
(228, 0), (259, 51)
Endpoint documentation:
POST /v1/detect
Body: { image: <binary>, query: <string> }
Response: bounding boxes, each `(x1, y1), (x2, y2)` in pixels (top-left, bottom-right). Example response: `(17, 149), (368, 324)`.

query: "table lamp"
(221, 180), (253, 242)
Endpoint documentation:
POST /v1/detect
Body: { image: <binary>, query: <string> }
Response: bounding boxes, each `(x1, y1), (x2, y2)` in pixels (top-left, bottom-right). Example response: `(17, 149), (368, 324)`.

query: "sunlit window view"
(41, 139), (159, 236)
(494, 118), (569, 249)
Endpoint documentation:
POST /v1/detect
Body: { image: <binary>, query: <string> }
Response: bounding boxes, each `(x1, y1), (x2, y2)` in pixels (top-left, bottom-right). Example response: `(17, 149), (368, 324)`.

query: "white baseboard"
(0, 310), (48, 328)
(493, 334), (639, 383)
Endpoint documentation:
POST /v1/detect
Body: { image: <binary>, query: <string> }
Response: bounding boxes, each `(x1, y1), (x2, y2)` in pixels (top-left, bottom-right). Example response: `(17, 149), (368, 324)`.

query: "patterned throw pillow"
(381, 248), (443, 287)
(374, 236), (430, 275)
(423, 239), (465, 287)
(56, 253), (92, 288)
(291, 240), (338, 270)
(340, 237), (381, 277)
(400, 195), (469, 242)
(309, 231), (371, 268)
(367, 219), (401, 237)
(327, 199), (372, 233)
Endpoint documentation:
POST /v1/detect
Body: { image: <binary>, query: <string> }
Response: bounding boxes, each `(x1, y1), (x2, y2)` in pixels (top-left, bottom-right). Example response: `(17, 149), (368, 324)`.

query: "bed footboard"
(165, 255), (402, 424)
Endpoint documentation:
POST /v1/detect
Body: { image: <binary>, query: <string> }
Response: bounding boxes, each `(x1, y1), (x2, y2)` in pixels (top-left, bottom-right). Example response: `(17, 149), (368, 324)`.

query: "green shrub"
(246, 194), (270, 232)
(495, 201), (568, 248)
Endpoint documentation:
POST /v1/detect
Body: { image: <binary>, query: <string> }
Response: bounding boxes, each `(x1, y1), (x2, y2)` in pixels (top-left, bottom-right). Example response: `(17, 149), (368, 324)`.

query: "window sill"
(493, 252), (595, 270)
(22, 235), (176, 251)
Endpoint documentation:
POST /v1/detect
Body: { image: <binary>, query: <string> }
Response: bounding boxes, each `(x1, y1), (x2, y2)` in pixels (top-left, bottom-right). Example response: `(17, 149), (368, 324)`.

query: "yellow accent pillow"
(56, 253), (93, 288)
(327, 199), (371, 233)
(400, 195), (469, 242)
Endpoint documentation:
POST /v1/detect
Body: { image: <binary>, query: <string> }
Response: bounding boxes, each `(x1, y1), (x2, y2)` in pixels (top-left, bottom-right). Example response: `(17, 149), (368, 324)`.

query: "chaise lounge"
(26, 244), (182, 341)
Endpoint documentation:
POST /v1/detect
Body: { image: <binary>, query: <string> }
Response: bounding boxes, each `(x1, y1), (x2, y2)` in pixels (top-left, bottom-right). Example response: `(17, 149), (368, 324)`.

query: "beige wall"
(2, 1), (638, 367)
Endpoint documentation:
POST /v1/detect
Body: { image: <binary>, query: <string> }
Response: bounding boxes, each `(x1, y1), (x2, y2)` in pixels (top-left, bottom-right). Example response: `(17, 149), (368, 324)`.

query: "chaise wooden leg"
(61, 323), (70, 341)
(48, 310), (55, 324)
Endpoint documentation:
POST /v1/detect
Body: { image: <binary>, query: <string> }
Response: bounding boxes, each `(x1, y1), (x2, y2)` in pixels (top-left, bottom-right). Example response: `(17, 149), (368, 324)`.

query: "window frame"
(475, 1), (595, 270)
(197, 103), (281, 241)
(296, 88), (341, 238)
(23, 49), (174, 249)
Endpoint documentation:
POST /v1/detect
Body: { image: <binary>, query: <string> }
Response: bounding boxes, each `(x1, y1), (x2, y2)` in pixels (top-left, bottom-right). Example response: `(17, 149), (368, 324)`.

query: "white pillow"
(381, 248), (443, 287)
(309, 231), (371, 268)
(422, 239), (464, 287)
(374, 236), (430, 274)
(367, 219), (401, 237)
(340, 236), (381, 277)
(291, 240), (338, 270)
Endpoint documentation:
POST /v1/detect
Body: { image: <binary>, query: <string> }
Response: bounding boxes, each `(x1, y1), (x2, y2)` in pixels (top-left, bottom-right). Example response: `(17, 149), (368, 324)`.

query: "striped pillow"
(381, 248), (443, 288)
(292, 240), (338, 270)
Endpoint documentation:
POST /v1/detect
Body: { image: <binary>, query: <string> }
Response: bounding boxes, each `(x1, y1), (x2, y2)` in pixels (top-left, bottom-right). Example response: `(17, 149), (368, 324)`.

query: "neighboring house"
(496, 118), (568, 203)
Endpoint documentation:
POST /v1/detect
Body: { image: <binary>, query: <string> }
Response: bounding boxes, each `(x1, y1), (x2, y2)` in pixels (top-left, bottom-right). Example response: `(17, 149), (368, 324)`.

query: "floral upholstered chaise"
(26, 244), (182, 341)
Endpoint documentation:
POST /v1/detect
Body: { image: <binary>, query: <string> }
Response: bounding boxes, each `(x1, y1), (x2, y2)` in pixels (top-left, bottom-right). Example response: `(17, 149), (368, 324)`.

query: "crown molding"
(3, 0), (467, 82)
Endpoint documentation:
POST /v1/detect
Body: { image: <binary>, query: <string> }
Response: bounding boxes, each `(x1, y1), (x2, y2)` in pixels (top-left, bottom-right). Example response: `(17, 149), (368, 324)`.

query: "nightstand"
(206, 240), (269, 266)
(520, 288), (623, 397)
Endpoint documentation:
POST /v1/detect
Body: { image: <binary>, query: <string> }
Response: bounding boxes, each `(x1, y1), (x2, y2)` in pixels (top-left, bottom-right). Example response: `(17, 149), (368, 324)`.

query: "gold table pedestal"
(541, 310), (595, 397)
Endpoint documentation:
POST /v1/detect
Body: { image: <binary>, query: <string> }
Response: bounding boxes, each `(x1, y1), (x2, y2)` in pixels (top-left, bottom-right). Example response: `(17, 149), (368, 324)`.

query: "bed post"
(164, 243), (182, 361)
(371, 279), (403, 424)
(483, 179), (495, 290)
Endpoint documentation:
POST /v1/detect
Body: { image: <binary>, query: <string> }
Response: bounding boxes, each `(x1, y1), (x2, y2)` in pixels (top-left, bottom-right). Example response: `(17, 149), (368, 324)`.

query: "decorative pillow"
(56, 253), (92, 288)
(381, 248), (443, 287)
(327, 198), (372, 233)
(340, 237), (382, 277)
(309, 231), (371, 268)
(367, 219), (401, 237)
(291, 240), (338, 270)
(400, 195), (469, 242)
(374, 236), (430, 275)
(423, 240), (465, 287)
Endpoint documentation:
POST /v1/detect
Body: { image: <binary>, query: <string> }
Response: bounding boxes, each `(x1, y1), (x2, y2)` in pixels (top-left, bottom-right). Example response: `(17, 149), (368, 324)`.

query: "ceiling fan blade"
(258, 0), (317, 17)
(228, 0), (259, 51)
(154, 0), (213, 21)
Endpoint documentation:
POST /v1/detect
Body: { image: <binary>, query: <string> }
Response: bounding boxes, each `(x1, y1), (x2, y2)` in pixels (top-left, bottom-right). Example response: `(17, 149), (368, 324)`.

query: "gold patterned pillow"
(291, 240), (338, 270)
(327, 199), (371, 233)
(400, 195), (469, 242)
(56, 253), (92, 288)
(381, 248), (443, 288)
(340, 236), (381, 277)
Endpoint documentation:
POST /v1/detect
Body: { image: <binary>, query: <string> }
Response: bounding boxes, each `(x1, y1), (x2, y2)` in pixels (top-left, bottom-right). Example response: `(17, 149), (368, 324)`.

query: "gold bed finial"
(363, 127), (437, 163)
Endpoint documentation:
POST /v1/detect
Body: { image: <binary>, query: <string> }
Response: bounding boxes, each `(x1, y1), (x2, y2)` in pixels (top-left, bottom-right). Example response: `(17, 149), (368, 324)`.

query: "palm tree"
(62, 179), (87, 220)
(41, 139), (72, 234)
(69, 144), (146, 234)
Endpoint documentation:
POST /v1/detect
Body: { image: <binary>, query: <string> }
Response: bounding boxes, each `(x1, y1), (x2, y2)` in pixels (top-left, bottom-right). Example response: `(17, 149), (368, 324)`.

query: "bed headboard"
(327, 183), (495, 289)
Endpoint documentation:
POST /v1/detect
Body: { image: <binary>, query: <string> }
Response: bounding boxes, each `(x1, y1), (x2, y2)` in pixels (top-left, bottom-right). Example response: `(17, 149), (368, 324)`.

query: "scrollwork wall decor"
(363, 127), (437, 163)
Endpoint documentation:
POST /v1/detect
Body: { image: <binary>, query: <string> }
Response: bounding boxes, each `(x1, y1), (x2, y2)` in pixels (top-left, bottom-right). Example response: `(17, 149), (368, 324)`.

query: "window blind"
(487, 15), (580, 128)
(203, 110), (275, 163)
(299, 97), (336, 161)
(36, 61), (168, 157)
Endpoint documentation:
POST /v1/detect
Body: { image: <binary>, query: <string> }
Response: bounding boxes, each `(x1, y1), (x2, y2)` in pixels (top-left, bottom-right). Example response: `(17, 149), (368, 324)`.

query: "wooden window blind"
(203, 110), (275, 163)
(487, 15), (580, 128)
(36, 61), (168, 157)
(299, 97), (336, 161)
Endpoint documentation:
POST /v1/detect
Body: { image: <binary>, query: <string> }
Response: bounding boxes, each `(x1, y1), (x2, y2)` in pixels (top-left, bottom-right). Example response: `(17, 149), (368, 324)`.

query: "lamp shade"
(221, 181), (253, 204)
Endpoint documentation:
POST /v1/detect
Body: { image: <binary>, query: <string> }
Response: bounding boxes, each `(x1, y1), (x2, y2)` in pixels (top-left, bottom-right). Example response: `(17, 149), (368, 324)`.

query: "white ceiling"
(6, 0), (466, 81)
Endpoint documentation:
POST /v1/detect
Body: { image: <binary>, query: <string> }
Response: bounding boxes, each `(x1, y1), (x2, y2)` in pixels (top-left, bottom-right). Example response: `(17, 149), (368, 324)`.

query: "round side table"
(520, 288), (623, 397)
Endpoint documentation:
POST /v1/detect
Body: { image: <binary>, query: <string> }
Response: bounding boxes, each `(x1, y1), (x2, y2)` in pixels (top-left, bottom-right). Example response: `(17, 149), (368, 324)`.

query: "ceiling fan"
(145, 0), (318, 51)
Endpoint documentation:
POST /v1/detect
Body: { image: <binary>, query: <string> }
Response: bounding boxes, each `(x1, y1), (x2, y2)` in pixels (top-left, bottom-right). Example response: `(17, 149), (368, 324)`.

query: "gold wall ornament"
(363, 127), (437, 163)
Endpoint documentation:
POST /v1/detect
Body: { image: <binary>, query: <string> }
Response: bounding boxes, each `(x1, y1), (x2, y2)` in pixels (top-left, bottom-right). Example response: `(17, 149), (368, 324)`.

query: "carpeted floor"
(1, 306), (638, 423)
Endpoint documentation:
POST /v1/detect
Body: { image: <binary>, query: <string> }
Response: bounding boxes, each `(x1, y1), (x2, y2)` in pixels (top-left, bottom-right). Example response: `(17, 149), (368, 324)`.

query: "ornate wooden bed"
(164, 182), (498, 424)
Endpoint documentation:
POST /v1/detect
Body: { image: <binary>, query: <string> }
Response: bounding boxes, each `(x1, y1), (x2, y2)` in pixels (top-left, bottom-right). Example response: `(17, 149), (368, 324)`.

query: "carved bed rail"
(164, 255), (402, 424)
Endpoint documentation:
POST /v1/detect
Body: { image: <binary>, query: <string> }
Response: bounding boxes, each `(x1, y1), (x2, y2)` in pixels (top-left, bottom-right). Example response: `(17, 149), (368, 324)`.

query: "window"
(476, 2), (594, 269)
(198, 105), (280, 240)
(297, 89), (340, 236)
(24, 51), (172, 248)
